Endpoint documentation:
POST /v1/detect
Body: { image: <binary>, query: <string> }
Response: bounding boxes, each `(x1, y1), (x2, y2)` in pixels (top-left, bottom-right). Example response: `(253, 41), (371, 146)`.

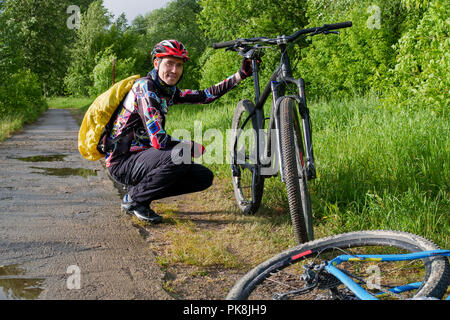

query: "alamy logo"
(67, 5), (81, 30)
(367, 5), (381, 30)
(66, 265), (81, 290)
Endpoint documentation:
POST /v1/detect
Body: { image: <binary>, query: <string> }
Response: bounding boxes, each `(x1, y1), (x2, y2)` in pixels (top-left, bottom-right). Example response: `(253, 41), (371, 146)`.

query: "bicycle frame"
(248, 44), (316, 182)
(325, 249), (450, 300)
(220, 22), (352, 182)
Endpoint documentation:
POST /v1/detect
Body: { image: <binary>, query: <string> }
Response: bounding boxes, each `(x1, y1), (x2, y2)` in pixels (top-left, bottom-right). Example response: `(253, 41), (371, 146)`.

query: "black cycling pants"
(108, 146), (214, 206)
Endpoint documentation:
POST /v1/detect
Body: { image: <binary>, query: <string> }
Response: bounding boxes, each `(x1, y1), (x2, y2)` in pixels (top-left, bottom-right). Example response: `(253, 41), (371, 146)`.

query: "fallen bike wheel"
(230, 99), (265, 214)
(227, 230), (449, 300)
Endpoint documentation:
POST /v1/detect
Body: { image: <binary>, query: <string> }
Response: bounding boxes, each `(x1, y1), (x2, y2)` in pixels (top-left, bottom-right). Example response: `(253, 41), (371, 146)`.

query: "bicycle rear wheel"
(231, 100), (264, 214)
(279, 97), (313, 243)
(227, 230), (449, 300)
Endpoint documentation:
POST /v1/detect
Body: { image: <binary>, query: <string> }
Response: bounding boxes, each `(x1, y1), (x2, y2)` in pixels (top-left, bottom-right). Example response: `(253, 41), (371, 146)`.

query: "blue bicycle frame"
(325, 249), (450, 300)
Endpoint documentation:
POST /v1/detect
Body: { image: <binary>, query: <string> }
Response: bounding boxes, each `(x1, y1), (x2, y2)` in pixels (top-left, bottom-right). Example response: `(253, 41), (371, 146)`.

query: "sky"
(102, 0), (172, 23)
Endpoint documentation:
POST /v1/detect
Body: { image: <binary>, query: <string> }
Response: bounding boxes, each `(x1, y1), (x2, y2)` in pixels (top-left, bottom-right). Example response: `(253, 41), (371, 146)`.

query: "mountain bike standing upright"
(213, 21), (352, 244)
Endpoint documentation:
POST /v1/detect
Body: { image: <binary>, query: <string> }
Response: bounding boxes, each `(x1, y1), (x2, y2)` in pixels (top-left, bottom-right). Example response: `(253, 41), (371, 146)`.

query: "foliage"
(198, 0), (308, 92)
(288, 0), (447, 112)
(90, 46), (136, 96)
(2, 0), (447, 109)
(296, 0), (409, 99)
(385, 0), (449, 110)
(0, 69), (47, 121)
(0, 0), (50, 120)
(199, 0), (308, 41)
(0, 1), (25, 75)
(0, 0), (95, 96)
(132, 0), (206, 89)
(64, 1), (145, 96)
(64, 0), (112, 96)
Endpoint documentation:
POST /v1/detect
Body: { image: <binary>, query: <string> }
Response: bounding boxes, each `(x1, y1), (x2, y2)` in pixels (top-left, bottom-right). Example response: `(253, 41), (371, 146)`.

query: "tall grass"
(46, 96), (93, 110)
(165, 94), (449, 248)
(46, 96), (94, 124)
(0, 96), (92, 143)
(0, 103), (48, 143)
(49, 94), (448, 248)
(309, 95), (448, 246)
(0, 114), (25, 142)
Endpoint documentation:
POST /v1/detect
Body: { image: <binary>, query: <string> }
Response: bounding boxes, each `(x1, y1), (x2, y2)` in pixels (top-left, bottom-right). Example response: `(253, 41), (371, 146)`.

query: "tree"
(134, 0), (207, 89)
(90, 46), (136, 96)
(64, 0), (112, 96)
(0, 0), (46, 118)
(288, 0), (414, 100)
(65, 1), (145, 96)
(386, 0), (449, 110)
(0, 0), (25, 75)
(0, 0), (97, 96)
(1, 0), (70, 95)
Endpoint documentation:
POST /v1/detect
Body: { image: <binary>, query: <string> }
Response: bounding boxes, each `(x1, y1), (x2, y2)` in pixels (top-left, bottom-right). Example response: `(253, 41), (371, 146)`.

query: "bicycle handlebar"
(212, 40), (239, 49)
(322, 21), (352, 30)
(212, 21), (352, 49)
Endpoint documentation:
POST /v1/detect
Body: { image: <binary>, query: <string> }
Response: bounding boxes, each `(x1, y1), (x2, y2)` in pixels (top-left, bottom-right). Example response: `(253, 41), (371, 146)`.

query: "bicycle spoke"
(242, 244), (434, 300)
(231, 100), (265, 214)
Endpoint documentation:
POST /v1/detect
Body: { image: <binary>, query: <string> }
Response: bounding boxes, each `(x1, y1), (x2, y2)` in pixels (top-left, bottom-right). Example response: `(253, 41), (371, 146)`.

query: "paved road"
(0, 109), (170, 300)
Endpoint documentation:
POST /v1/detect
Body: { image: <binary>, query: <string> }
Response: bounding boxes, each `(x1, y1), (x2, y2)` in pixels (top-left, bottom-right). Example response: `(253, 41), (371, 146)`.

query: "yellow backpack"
(78, 74), (140, 161)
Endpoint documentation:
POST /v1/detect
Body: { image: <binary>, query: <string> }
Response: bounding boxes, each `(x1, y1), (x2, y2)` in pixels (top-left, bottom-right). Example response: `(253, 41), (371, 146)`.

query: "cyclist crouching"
(106, 40), (253, 223)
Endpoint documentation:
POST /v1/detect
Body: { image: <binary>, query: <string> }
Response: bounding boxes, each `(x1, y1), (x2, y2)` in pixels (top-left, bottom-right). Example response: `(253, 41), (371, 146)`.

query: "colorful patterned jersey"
(105, 70), (239, 167)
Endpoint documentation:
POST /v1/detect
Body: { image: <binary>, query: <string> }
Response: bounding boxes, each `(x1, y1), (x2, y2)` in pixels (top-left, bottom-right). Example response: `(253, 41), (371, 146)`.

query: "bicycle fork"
(267, 77), (316, 183)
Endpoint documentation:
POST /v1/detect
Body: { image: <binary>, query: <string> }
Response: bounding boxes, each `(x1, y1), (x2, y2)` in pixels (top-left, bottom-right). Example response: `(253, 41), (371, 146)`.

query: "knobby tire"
(279, 98), (312, 243)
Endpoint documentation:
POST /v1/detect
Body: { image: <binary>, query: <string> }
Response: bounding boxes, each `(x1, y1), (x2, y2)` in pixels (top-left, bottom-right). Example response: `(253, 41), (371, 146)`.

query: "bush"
(384, 1), (449, 111)
(0, 69), (47, 121)
(198, 0), (308, 97)
(89, 47), (136, 96)
(297, 0), (410, 100)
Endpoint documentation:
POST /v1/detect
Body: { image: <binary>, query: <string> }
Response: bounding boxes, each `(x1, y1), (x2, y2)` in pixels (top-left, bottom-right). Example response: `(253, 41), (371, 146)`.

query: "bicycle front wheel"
(279, 97), (313, 243)
(226, 230), (449, 300)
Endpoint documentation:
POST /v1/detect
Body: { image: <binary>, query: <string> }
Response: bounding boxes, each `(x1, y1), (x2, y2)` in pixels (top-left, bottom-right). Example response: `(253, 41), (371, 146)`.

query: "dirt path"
(0, 109), (170, 300)
(0, 108), (252, 300)
(138, 180), (249, 300)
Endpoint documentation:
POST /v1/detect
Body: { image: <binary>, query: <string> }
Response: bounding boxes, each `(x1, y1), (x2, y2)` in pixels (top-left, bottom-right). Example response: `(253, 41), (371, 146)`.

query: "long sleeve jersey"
(105, 70), (240, 167)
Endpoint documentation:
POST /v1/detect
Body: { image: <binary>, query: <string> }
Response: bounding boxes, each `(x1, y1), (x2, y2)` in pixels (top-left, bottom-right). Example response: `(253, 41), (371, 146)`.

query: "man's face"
(154, 56), (184, 86)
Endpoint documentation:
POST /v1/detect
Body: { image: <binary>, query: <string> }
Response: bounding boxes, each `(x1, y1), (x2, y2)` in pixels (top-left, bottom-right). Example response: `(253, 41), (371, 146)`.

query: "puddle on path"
(30, 167), (98, 178)
(11, 154), (68, 162)
(0, 265), (45, 300)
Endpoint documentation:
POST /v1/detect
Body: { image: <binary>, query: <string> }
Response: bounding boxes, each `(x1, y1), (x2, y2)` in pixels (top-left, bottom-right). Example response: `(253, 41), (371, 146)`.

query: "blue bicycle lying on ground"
(227, 230), (449, 300)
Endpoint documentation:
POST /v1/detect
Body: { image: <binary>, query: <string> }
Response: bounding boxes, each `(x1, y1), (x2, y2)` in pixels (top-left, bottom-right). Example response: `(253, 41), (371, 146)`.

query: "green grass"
(38, 94), (449, 249)
(0, 96), (93, 143)
(164, 94), (449, 248)
(46, 96), (94, 124)
(46, 96), (93, 110)
(0, 102), (48, 143)
(309, 95), (449, 246)
(0, 114), (25, 142)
